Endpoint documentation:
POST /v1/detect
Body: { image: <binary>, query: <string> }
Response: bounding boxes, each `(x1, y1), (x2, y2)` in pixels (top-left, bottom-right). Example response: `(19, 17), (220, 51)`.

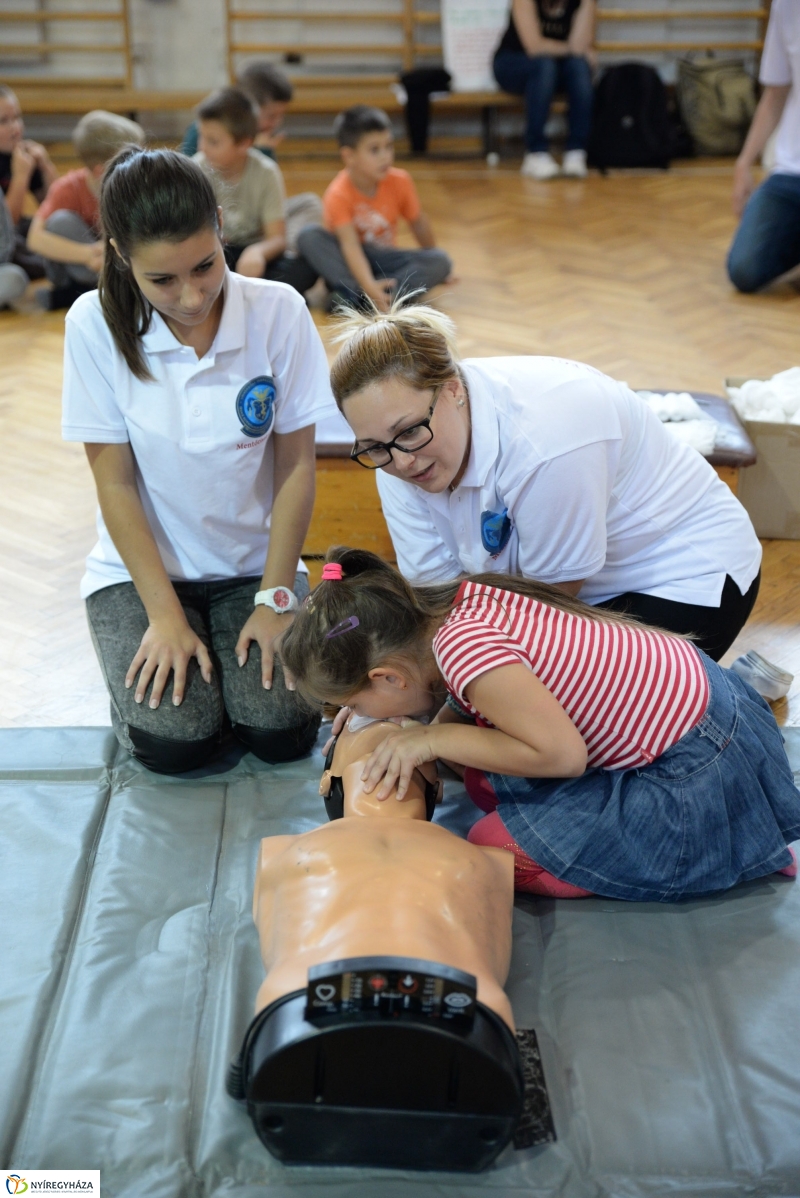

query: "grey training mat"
(2, 725), (800, 1198)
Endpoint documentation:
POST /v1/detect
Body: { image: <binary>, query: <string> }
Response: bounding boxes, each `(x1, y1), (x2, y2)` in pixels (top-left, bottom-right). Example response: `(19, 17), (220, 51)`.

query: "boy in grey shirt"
(193, 88), (317, 295)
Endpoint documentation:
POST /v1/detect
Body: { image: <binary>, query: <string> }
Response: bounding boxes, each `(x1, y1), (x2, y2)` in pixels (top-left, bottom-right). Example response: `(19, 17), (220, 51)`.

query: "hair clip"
(321, 563), (344, 581)
(325, 616), (360, 640)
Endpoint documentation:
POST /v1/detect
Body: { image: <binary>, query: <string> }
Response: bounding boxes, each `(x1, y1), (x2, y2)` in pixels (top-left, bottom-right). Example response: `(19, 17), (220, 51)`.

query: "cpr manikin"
(227, 718), (545, 1172)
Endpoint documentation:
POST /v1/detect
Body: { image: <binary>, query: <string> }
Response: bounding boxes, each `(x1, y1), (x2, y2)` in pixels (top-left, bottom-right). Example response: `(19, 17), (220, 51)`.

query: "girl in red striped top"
(281, 548), (800, 903)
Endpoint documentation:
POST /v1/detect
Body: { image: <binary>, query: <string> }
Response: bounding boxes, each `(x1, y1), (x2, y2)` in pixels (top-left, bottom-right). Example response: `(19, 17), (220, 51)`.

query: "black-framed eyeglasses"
(350, 385), (444, 470)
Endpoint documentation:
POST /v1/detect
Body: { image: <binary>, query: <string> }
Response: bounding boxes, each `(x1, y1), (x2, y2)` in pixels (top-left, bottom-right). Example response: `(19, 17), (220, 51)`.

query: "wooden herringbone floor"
(1, 157), (799, 726)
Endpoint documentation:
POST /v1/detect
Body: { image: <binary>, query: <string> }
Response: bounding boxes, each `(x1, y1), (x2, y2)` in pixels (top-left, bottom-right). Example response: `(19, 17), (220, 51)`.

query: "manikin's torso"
(253, 720), (515, 1028)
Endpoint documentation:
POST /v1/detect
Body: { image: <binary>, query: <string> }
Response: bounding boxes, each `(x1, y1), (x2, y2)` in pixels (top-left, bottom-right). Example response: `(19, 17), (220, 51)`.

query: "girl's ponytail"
(98, 149), (153, 381)
(98, 147), (220, 381)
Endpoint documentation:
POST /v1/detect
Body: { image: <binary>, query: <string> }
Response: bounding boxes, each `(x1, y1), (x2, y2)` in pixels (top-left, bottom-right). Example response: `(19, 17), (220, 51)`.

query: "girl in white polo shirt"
(328, 301), (762, 662)
(62, 147), (334, 773)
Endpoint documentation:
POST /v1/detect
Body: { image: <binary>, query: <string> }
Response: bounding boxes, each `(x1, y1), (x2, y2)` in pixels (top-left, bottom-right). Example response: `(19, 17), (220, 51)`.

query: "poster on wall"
(441, 0), (511, 92)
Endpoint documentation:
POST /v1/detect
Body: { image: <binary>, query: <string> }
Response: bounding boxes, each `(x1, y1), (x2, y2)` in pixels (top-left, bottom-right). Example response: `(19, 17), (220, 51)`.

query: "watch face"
(273, 587), (292, 610)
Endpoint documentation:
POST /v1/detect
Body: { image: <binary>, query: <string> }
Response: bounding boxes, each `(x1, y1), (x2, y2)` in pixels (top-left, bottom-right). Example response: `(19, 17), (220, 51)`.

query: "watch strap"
(254, 586), (299, 613)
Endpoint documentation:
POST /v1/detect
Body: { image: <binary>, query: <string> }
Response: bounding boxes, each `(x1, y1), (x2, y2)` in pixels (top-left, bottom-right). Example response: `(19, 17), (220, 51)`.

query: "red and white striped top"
(433, 581), (710, 770)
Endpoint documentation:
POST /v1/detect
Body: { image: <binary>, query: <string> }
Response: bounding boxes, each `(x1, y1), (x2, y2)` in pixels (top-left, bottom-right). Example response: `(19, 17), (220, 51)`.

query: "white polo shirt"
(62, 271), (337, 598)
(376, 357), (762, 606)
(760, 0), (800, 176)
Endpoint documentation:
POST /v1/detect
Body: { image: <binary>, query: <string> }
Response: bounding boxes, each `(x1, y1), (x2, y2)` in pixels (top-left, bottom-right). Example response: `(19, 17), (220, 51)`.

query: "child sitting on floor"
(193, 86), (318, 296)
(181, 61), (322, 256)
(181, 60), (290, 162)
(0, 84), (58, 281)
(297, 105), (453, 312)
(280, 548), (800, 903)
(27, 110), (144, 310)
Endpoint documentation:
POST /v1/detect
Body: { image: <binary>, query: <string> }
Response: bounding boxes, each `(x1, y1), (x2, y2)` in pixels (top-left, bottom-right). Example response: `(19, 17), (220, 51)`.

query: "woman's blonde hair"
(329, 294), (461, 409)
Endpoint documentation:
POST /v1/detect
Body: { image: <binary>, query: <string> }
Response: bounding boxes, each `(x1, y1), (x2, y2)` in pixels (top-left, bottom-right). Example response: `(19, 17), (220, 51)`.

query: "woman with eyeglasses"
(330, 299), (762, 662)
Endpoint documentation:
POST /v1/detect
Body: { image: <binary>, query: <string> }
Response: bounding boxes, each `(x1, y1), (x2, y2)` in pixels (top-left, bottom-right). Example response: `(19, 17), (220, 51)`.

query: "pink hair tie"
(321, 562), (344, 581)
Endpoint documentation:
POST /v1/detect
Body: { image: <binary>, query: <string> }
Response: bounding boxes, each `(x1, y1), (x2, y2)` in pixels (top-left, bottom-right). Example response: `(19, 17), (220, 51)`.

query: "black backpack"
(587, 63), (673, 171)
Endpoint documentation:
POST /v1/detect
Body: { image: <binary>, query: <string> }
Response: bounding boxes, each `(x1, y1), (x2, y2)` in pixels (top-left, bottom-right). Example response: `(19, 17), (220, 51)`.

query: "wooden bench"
(9, 79), (526, 158)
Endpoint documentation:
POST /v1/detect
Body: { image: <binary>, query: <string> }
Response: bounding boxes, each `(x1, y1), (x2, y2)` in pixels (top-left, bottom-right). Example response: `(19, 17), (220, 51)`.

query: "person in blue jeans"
(727, 0), (800, 293)
(493, 0), (595, 180)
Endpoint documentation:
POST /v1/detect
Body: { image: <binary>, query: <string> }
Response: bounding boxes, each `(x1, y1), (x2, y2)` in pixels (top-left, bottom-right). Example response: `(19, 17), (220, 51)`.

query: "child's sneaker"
(521, 152), (560, 180)
(730, 651), (793, 702)
(562, 149), (588, 178)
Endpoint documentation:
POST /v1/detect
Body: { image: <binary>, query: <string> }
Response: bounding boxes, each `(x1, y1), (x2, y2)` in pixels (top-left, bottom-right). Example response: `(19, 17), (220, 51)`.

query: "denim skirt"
(491, 654), (800, 902)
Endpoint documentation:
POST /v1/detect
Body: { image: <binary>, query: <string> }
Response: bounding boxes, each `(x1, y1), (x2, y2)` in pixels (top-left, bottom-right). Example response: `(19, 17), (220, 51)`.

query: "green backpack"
(677, 55), (757, 155)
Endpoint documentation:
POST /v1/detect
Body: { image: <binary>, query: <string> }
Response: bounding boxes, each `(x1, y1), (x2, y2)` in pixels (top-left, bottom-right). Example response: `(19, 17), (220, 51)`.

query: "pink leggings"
(463, 769), (798, 895)
(464, 768), (593, 898)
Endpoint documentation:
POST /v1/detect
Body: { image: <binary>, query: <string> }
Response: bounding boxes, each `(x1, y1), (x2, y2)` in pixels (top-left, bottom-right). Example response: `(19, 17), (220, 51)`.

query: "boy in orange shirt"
(297, 105), (452, 311)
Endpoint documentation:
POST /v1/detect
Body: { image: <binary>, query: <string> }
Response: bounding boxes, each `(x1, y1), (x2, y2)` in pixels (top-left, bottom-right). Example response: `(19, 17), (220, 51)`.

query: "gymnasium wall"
(0, 0), (766, 142)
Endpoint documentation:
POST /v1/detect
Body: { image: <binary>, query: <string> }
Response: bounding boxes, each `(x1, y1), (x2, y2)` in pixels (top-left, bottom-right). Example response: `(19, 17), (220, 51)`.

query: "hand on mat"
(361, 719), (438, 801)
(236, 605), (296, 690)
(126, 615), (213, 708)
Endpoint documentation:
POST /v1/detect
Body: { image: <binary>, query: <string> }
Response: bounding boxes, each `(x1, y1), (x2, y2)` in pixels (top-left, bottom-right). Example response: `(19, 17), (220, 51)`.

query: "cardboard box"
(725, 376), (800, 539)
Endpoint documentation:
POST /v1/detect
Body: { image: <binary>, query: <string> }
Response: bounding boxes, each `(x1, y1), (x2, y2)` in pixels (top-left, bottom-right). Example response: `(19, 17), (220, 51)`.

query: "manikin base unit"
(227, 956), (548, 1171)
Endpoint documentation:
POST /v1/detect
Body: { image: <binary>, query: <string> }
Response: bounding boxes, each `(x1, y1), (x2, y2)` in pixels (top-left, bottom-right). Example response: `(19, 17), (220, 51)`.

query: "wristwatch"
(254, 586), (299, 614)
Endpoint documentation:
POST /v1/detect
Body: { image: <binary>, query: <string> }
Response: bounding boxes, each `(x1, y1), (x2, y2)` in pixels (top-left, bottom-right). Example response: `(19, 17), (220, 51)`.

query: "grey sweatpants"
(285, 192), (324, 254)
(0, 262), (27, 306)
(296, 225), (452, 303)
(86, 573), (320, 774)
(43, 209), (98, 287)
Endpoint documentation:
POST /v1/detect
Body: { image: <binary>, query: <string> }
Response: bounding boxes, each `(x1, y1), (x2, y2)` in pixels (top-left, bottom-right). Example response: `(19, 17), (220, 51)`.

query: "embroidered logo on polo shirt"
(480, 507), (512, 557)
(236, 376), (276, 438)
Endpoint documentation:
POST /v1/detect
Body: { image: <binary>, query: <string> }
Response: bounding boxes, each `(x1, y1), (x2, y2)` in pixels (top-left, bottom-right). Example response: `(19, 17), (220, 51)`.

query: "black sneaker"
(41, 281), (95, 311)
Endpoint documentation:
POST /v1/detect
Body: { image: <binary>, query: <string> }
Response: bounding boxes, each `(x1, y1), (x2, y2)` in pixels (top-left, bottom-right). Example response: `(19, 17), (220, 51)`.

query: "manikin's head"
(320, 718), (439, 822)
